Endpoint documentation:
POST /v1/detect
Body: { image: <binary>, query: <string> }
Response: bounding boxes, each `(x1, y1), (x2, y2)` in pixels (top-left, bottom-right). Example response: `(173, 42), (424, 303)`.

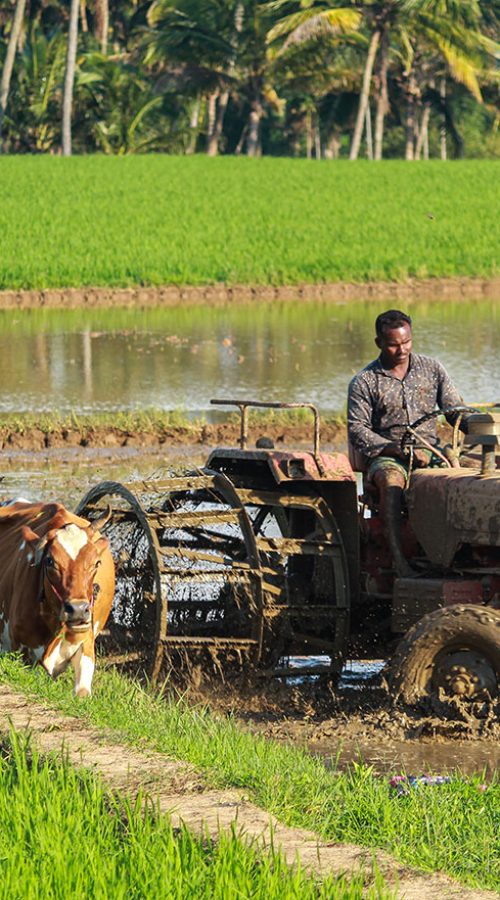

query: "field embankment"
(0, 158), (498, 293)
(0, 411), (347, 452)
(1, 277), (499, 309)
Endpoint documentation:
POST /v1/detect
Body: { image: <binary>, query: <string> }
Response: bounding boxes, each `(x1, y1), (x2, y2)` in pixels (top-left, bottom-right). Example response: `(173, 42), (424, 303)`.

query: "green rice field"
(1, 657), (498, 893)
(0, 157), (498, 289)
(0, 731), (389, 900)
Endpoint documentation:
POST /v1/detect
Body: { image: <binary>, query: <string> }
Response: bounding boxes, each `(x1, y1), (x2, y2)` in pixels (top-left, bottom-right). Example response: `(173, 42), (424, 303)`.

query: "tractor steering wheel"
(401, 404), (474, 468)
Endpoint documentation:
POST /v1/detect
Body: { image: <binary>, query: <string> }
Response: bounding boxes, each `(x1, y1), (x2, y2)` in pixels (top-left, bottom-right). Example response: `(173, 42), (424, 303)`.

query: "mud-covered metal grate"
(76, 471), (350, 681)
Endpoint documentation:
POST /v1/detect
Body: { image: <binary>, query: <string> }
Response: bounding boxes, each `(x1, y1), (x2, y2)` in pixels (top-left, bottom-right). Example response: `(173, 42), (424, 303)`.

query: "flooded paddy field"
(0, 299), (498, 415)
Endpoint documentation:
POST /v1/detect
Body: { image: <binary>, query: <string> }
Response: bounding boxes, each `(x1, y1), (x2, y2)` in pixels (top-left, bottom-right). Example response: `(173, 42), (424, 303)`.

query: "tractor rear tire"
(388, 604), (500, 704)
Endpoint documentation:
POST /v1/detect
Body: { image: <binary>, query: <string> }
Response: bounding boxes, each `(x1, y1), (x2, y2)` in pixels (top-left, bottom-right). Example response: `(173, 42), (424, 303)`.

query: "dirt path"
(0, 277), (499, 310)
(0, 684), (494, 900)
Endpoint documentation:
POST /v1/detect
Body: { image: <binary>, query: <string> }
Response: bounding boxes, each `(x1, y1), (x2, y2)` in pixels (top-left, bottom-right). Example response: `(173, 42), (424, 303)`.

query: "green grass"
(0, 157), (498, 289)
(0, 731), (390, 900)
(1, 656), (498, 892)
(0, 407), (346, 434)
(0, 408), (201, 435)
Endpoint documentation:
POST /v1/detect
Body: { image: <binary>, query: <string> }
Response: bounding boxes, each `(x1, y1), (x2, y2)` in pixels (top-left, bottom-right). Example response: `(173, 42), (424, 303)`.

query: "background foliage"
(0, 0), (498, 159)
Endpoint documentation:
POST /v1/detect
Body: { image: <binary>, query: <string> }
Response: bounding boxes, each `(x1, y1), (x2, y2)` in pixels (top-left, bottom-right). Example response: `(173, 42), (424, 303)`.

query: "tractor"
(76, 399), (500, 707)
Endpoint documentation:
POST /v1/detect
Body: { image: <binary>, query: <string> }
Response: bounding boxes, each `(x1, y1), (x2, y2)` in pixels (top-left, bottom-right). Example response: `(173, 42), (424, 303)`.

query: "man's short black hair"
(375, 309), (412, 338)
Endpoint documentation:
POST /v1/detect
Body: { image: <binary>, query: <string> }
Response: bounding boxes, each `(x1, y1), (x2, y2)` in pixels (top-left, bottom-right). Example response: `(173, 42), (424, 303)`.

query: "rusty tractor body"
(76, 400), (500, 707)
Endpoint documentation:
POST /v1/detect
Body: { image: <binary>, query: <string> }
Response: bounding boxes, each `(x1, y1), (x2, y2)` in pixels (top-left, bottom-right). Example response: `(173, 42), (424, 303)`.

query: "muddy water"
(0, 446), (207, 507)
(1, 299), (499, 414)
(318, 737), (500, 777)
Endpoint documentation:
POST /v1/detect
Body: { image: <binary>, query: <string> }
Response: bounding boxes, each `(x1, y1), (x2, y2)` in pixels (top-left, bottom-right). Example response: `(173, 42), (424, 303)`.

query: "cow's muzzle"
(63, 600), (92, 631)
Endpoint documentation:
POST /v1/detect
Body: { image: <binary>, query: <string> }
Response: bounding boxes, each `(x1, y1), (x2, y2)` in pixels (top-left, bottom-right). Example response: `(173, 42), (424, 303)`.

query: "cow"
(0, 500), (115, 697)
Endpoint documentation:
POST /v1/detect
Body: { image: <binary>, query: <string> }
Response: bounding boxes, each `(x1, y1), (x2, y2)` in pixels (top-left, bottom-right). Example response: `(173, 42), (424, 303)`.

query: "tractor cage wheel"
(76, 470), (351, 685)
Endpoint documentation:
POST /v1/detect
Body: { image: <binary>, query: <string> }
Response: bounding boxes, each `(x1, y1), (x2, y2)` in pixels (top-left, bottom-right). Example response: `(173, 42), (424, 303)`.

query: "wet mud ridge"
(0, 277), (499, 309)
(0, 685), (494, 900)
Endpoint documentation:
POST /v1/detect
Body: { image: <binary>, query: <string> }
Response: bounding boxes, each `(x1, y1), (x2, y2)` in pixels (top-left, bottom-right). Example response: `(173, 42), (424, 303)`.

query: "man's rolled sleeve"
(348, 375), (392, 460)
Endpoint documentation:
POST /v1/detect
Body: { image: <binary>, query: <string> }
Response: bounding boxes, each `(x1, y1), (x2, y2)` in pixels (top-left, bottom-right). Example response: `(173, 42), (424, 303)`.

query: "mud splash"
(188, 667), (500, 777)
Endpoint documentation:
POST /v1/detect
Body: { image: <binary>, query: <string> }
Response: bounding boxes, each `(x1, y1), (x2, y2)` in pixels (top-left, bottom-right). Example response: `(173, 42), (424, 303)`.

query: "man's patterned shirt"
(347, 353), (463, 463)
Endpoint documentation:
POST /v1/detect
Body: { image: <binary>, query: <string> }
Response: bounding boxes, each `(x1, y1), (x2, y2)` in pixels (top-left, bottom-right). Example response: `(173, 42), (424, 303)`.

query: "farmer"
(347, 309), (466, 577)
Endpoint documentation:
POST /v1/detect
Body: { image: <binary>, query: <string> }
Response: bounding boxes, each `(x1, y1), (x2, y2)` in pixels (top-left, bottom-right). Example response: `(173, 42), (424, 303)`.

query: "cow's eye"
(95, 559), (102, 569)
(46, 555), (55, 568)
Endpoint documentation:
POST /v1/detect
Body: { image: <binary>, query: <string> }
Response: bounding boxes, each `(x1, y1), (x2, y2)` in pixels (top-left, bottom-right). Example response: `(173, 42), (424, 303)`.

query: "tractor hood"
(406, 468), (500, 567)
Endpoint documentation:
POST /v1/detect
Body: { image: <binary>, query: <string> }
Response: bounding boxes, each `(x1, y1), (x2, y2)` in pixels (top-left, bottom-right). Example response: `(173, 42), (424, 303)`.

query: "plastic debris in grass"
(389, 774), (452, 796)
(390, 775), (490, 796)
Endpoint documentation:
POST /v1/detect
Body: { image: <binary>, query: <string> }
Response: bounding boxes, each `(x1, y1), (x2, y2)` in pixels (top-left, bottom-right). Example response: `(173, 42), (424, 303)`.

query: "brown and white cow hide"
(0, 500), (115, 697)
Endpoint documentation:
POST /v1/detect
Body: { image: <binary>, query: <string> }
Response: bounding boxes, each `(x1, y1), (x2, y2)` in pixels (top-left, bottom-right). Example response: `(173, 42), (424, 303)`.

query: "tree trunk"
(374, 29), (389, 161)
(306, 110), (312, 159)
(349, 28), (380, 161)
(94, 0), (109, 55)
(206, 91), (218, 156)
(440, 77), (447, 160)
(235, 123), (248, 155)
(423, 124), (429, 160)
(62, 0), (79, 157)
(324, 132), (341, 159)
(80, 0), (88, 33)
(365, 103), (373, 160)
(0, 0), (28, 146)
(415, 101), (430, 160)
(246, 100), (263, 157)
(211, 91), (229, 155)
(186, 95), (200, 154)
(405, 71), (417, 160)
(314, 126), (321, 160)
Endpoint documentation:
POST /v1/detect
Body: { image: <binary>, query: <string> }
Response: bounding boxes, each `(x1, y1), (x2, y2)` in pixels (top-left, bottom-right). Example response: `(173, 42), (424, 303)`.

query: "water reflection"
(1, 300), (498, 414)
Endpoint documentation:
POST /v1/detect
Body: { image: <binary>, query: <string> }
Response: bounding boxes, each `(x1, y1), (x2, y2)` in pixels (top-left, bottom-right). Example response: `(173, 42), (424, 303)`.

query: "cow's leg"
(71, 640), (95, 698)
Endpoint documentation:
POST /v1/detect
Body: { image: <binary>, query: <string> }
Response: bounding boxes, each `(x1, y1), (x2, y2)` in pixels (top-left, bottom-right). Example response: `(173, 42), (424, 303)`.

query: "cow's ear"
(21, 525), (47, 566)
(22, 524), (39, 544)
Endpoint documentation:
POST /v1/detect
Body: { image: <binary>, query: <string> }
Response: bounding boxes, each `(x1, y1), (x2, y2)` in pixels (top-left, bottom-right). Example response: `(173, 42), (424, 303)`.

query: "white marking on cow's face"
(1, 621), (11, 652)
(72, 648), (95, 698)
(42, 636), (82, 677)
(55, 524), (88, 560)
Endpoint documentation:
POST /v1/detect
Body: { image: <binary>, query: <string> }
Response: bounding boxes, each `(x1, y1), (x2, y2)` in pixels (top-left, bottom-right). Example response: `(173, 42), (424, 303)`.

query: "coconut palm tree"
(266, 0), (498, 159)
(7, 23), (66, 152)
(146, 0), (237, 154)
(0, 0), (27, 146)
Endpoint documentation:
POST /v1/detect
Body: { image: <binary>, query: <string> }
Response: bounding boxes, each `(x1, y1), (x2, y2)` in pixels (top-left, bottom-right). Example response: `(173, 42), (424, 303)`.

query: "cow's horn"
(90, 505), (112, 533)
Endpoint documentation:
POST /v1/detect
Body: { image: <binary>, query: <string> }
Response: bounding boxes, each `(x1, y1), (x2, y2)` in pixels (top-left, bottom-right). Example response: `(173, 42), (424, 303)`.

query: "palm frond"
(434, 37), (482, 100)
(267, 7), (361, 45)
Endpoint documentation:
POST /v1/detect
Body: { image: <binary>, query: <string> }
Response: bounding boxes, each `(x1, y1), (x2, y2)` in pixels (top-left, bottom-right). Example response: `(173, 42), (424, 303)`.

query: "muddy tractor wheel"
(388, 604), (500, 704)
(76, 481), (163, 675)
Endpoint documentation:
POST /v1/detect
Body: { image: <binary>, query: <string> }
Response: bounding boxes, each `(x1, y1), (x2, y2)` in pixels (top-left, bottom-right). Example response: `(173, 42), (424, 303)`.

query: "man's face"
(376, 323), (412, 368)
